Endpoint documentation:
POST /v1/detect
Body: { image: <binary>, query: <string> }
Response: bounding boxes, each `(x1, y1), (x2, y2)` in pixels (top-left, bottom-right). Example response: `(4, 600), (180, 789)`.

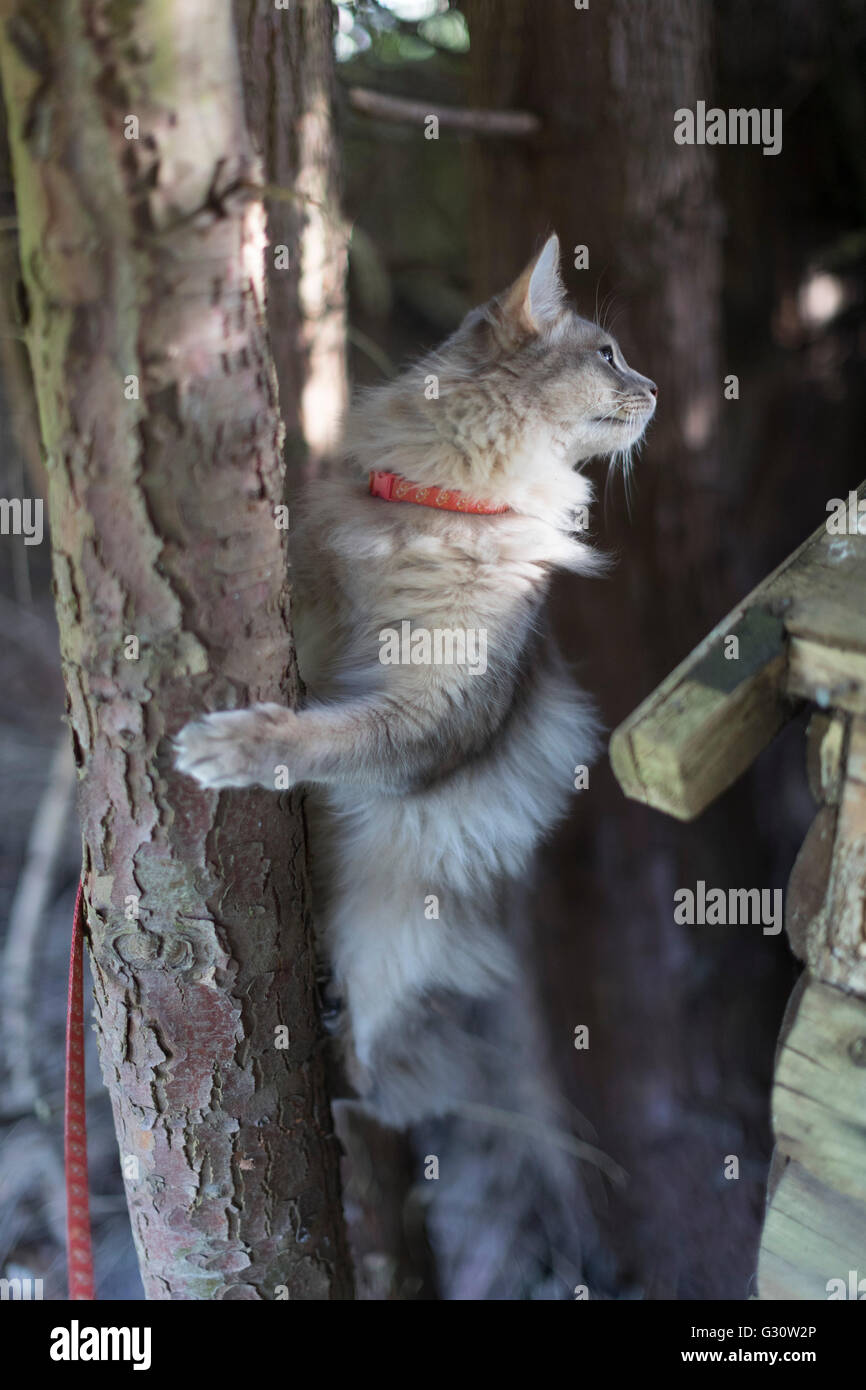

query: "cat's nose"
(648, 382), (658, 398)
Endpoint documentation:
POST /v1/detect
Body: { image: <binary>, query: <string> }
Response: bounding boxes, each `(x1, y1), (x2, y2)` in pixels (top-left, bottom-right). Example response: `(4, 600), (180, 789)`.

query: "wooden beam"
(609, 603), (790, 821)
(805, 711), (846, 805)
(771, 979), (866, 1203)
(811, 733), (866, 994)
(757, 724), (866, 1298)
(610, 481), (866, 821)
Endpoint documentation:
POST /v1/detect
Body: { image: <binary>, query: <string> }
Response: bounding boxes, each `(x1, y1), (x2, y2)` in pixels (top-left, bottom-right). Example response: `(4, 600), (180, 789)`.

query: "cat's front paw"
(174, 705), (296, 790)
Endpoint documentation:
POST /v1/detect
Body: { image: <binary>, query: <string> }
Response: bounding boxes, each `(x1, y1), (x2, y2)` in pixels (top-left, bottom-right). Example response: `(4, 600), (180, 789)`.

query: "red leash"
(65, 878), (95, 1299)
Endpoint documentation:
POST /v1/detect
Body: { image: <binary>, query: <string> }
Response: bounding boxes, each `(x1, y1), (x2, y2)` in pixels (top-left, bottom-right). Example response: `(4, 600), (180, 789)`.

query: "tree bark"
(0, 0), (352, 1299)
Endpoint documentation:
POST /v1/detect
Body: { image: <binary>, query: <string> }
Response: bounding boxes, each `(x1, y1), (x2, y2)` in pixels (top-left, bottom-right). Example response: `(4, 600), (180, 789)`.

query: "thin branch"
(347, 86), (542, 137)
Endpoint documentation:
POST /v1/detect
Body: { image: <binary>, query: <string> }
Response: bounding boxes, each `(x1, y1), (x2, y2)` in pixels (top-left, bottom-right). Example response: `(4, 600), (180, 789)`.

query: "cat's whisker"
(599, 292), (623, 338)
(597, 291), (613, 335)
(603, 453), (616, 525)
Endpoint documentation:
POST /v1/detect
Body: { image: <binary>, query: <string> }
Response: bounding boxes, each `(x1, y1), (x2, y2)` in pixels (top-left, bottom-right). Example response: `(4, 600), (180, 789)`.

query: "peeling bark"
(0, 0), (352, 1299)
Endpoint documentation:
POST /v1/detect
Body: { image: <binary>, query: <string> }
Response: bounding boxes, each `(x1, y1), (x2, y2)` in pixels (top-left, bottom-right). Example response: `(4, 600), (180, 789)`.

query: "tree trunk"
(0, 0), (352, 1299)
(466, 0), (793, 1298)
(234, 0), (349, 483)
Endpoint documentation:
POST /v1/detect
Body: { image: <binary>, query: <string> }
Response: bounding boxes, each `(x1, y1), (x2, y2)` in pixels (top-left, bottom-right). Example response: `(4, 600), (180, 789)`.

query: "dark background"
(2, 0), (865, 1299)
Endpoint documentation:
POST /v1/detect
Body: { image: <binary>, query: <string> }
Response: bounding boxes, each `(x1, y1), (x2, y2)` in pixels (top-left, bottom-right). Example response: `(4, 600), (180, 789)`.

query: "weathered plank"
(758, 726), (866, 1301)
(810, 745), (866, 994)
(847, 717), (866, 786)
(758, 1159), (866, 1300)
(609, 607), (789, 821)
(787, 602), (866, 716)
(610, 481), (866, 821)
(772, 979), (866, 1202)
(805, 712), (846, 806)
(784, 807), (837, 963)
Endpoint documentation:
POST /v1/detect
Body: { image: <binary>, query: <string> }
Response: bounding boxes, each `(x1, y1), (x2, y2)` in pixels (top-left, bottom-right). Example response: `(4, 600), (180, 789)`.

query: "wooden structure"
(610, 481), (866, 1300)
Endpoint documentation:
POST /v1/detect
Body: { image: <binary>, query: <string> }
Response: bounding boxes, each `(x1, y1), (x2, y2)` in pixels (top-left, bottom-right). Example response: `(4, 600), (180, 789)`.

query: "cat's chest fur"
(293, 480), (577, 698)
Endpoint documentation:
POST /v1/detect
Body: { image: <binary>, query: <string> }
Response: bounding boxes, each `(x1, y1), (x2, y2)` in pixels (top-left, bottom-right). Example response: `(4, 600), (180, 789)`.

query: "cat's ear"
(496, 234), (565, 339)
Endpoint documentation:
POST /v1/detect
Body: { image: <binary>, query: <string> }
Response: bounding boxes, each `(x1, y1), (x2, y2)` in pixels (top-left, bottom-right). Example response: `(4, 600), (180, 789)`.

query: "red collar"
(369, 470), (510, 515)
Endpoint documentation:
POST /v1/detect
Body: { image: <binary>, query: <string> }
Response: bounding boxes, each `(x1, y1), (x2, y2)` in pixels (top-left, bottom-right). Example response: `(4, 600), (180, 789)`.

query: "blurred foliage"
(335, 1), (469, 64)
(333, 1), (474, 381)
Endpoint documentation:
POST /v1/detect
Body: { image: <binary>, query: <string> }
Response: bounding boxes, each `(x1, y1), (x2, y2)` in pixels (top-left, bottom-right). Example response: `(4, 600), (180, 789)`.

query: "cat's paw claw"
(174, 706), (290, 790)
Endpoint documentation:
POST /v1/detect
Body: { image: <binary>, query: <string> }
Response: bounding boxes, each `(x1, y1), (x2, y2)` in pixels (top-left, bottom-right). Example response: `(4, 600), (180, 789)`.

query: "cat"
(174, 233), (657, 1125)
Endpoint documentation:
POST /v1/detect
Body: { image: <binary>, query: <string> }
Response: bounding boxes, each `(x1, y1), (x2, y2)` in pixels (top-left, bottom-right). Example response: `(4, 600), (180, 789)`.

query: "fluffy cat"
(175, 233), (657, 1125)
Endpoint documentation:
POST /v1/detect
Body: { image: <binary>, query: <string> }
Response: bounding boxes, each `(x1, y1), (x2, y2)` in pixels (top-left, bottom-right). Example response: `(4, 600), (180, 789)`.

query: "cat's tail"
(356, 980), (608, 1300)
(358, 990), (505, 1127)
(338, 913), (516, 1126)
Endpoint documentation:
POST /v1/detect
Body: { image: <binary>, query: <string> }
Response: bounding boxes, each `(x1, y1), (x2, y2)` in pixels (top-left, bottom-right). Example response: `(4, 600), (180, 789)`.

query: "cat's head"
(447, 233), (657, 466)
(348, 234), (656, 526)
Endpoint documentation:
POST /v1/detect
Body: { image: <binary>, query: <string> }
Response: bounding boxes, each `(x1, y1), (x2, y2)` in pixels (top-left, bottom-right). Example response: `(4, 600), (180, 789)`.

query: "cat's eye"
(599, 346), (615, 365)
